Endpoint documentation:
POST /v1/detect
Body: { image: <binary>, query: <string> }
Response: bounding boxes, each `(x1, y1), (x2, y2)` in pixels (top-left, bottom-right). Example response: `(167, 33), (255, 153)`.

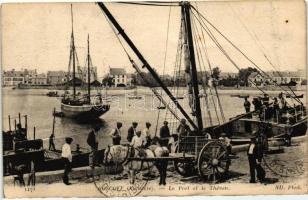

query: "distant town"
(2, 66), (306, 88)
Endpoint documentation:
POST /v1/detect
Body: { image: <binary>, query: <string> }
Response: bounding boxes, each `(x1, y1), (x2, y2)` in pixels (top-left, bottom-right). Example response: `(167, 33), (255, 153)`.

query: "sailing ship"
(98, 2), (306, 141)
(61, 5), (110, 120)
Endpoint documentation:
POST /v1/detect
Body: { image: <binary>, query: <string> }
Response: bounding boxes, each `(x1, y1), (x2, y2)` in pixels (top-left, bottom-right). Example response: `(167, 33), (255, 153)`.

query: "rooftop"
(109, 68), (126, 75)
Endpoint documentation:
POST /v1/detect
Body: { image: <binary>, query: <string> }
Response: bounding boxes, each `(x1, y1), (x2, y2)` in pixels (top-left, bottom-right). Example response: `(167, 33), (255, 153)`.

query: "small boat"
(157, 106), (166, 110)
(2, 114), (107, 176)
(230, 94), (249, 98)
(46, 91), (59, 97)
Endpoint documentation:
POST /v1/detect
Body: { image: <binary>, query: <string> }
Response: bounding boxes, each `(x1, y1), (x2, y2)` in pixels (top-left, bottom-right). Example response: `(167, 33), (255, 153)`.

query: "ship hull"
(61, 103), (110, 120)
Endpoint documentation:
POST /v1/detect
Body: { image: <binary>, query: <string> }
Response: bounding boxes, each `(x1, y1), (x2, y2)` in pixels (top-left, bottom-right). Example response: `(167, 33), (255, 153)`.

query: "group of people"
(244, 93), (288, 121)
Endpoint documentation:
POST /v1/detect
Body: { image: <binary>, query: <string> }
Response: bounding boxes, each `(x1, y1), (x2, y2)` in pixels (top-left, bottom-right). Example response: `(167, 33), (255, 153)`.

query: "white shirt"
(110, 128), (121, 138)
(61, 143), (72, 162)
(130, 136), (144, 148)
(248, 144), (255, 155)
(142, 128), (150, 139)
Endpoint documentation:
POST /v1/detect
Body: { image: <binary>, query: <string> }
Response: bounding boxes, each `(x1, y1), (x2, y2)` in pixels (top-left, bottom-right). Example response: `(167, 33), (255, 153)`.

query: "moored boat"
(60, 5), (110, 120)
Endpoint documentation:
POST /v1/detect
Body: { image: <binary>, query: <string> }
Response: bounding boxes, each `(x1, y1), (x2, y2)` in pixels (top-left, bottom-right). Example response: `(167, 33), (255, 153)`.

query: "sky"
(1, 0), (306, 78)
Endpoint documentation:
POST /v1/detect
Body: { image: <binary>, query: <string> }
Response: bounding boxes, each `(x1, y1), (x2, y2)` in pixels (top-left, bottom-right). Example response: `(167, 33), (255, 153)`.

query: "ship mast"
(71, 4), (76, 99)
(87, 34), (91, 103)
(97, 2), (198, 130)
(182, 2), (203, 131)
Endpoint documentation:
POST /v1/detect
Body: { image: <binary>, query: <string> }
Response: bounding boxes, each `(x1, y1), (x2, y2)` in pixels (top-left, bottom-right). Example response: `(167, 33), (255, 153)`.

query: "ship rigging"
(97, 1), (307, 138)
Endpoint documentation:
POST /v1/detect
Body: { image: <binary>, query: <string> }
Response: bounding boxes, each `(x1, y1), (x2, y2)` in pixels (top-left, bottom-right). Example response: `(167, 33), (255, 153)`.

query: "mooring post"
(18, 113), (21, 125)
(52, 108), (56, 135)
(25, 115), (28, 138)
(33, 127), (36, 140)
(8, 115), (11, 131)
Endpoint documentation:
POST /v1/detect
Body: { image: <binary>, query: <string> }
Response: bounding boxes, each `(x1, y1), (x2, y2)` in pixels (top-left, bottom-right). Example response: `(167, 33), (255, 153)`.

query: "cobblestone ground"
(4, 139), (307, 197)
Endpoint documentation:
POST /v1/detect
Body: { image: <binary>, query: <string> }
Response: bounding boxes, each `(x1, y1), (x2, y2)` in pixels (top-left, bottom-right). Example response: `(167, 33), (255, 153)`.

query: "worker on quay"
(244, 97), (251, 113)
(262, 94), (270, 107)
(247, 136), (265, 183)
(14, 123), (26, 141)
(142, 122), (152, 148)
(130, 131), (144, 148)
(127, 122), (138, 143)
(219, 132), (232, 154)
(87, 125), (100, 171)
(159, 121), (170, 148)
(176, 118), (191, 137)
(49, 133), (56, 151)
(110, 122), (122, 145)
(61, 137), (73, 185)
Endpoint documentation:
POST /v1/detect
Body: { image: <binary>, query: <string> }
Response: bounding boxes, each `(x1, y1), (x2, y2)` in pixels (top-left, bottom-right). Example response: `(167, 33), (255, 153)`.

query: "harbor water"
(2, 87), (306, 151)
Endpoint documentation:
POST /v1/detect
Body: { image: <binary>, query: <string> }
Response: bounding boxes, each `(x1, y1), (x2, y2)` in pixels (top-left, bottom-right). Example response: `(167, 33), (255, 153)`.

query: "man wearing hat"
(176, 118), (191, 137)
(159, 121), (170, 147)
(61, 137), (73, 185)
(87, 125), (100, 170)
(142, 122), (152, 148)
(247, 136), (265, 183)
(127, 122), (138, 143)
(110, 122), (122, 145)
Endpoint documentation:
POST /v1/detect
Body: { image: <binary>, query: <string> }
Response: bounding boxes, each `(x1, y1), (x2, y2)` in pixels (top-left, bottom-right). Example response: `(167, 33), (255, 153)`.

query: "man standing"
(176, 119), (191, 137)
(87, 125), (100, 170)
(49, 133), (56, 151)
(127, 122), (138, 143)
(159, 121), (170, 147)
(110, 122), (122, 145)
(142, 122), (152, 148)
(247, 136), (265, 183)
(61, 137), (73, 185)
(130, 131), (144, 148)
(244, 97), (251, 113)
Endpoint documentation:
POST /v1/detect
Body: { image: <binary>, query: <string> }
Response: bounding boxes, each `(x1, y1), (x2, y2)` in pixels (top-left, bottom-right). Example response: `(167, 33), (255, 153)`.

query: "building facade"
(109, 68), (128, 87)
(248, 70), (306, 87)
(2, 69), (25, 86)
(47, 71), (68, 85)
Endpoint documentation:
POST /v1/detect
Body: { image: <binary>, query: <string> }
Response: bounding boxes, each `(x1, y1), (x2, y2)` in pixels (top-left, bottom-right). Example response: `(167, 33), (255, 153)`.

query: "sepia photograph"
(1, 0), (307, 197)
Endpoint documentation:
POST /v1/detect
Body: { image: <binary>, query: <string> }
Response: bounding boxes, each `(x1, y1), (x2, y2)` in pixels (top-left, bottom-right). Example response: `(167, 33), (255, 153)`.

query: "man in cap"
(247, 136), (265, 183)
(219, 132), (232, 154)
(87, 125), (100, 170)
(244, 97), (251, 113)
(61, 137), (73, 185)
(127, 122), (138, 143)
(176, 118), (191, 137)
(110, 122), (122, 145)
(142, 122), (152, 148)
(159, 121), (170, 147)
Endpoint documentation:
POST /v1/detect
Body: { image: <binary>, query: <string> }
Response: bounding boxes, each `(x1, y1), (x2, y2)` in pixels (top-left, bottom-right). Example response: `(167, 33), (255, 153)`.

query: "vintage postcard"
(1, 0), (307, 197)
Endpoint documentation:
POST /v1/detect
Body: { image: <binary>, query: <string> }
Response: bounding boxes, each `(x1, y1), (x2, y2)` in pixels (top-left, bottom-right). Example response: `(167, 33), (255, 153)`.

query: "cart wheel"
(174, 160), (195, 177)
(197, 141), (230, 183)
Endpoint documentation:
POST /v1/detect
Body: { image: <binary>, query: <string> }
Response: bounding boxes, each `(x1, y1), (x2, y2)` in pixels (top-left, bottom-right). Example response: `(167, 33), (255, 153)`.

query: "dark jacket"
(160, 126), (170, 138)
(247, 143), (262, 162)
(87, 131), (97, 149)
(127, 127), (135, 143)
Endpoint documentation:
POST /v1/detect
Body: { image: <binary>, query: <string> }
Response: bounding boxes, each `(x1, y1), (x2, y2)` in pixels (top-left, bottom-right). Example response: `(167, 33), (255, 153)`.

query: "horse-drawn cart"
(174, 136), (230, 182)
(125, 136), (231, 183)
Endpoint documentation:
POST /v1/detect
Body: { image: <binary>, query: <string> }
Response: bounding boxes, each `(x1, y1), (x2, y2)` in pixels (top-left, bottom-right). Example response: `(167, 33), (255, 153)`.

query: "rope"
(115, 2), (180, 7)
(191, 6), (302, 105)
(190, 17), (214, 126)
(103, 8), (182, 126)
(229, 4), (302, 104)
(155, 4), (172, 136)
(191, 11), (268, 96)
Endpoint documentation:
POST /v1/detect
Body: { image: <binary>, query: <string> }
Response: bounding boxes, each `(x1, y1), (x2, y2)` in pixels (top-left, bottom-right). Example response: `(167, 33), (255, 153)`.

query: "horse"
(103, 140), (170, 184)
